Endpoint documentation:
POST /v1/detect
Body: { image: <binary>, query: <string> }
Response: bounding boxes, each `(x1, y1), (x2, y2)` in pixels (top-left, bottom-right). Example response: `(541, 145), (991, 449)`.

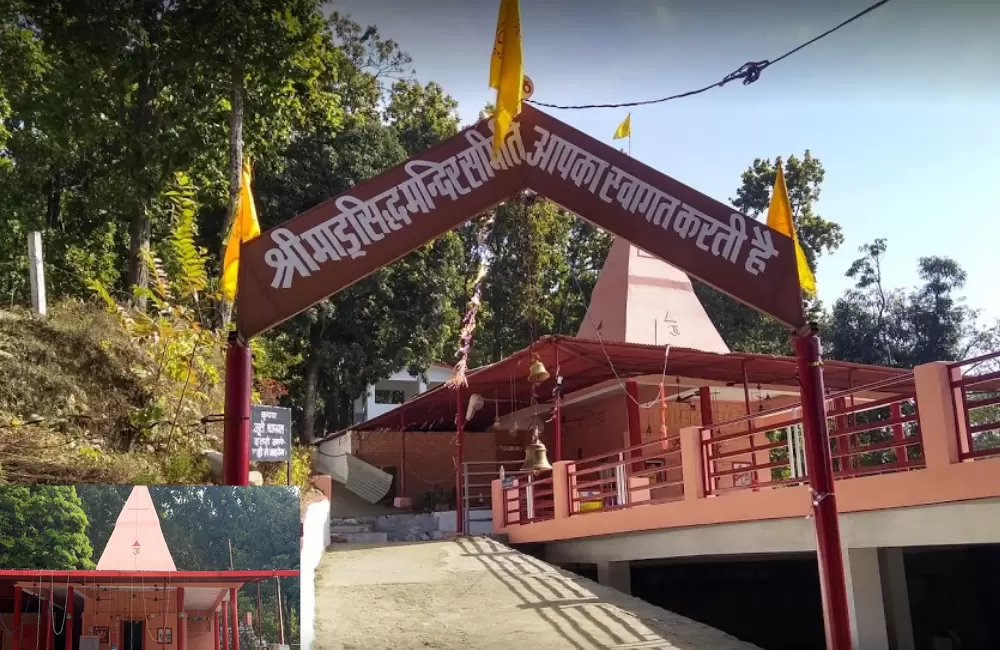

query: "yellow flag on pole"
(766, 166), (816, 298)
(221, 158), (261, 302)
(613, 113), (631, 140)
(489, 0), (524, 157)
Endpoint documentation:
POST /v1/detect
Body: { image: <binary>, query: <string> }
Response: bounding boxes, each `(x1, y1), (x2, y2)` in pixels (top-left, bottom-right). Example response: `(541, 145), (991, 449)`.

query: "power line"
(526, 0), (893, 111)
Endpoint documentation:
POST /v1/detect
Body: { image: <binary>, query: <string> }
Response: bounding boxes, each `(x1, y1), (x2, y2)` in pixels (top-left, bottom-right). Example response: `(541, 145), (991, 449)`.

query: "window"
(374, 389), (406, 405)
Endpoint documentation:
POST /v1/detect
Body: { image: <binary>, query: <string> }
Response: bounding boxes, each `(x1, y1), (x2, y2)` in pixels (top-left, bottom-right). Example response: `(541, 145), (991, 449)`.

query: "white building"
(352, 363), (455, 424)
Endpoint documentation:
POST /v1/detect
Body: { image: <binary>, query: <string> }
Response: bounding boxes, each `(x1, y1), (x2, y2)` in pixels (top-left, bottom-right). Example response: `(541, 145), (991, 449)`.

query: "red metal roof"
(326, 335), (914, 436)
(0, 570), (298, 585)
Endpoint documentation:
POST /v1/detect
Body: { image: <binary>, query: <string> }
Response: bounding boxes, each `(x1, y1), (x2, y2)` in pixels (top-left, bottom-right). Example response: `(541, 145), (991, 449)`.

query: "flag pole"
(794, 321), (852, 649)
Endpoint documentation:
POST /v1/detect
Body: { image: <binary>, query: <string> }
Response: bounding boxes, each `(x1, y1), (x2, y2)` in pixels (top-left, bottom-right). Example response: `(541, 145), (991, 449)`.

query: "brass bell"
(527, 354), (550, 384)
(521, 430), (552, 474)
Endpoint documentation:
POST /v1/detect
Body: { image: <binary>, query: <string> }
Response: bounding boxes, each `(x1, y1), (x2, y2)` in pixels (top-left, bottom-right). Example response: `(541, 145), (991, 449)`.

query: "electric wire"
(526, 0), (893, 111)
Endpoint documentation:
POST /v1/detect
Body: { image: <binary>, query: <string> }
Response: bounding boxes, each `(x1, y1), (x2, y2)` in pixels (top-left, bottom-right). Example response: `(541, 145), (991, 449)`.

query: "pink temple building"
(1, 487), (297, 650)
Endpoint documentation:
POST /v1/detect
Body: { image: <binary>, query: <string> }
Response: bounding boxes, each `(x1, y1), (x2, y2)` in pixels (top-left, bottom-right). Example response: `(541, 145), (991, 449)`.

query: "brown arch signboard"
(236, 105), (806, 337)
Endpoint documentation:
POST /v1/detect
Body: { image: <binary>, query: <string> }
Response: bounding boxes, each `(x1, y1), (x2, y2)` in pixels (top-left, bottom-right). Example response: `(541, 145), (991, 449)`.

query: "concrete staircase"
(330, 518), (388, 544)
(330, 514), (458, 544)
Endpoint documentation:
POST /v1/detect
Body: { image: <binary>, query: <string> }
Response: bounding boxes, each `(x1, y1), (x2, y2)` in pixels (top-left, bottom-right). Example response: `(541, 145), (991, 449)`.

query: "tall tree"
(0, 486), (95, 569)
(172, 0), (340, 324)
(253, 18), (467, 441)
(694, 152), (844, 354)
(825, 239), (997, 367)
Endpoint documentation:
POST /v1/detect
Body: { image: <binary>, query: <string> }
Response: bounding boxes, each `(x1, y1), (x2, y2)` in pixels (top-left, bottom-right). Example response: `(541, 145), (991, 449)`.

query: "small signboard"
(250, 405), (292, 462)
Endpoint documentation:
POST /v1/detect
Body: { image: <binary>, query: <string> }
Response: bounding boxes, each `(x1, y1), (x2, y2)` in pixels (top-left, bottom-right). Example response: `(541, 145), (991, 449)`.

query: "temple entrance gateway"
(225, 105), (850, 648)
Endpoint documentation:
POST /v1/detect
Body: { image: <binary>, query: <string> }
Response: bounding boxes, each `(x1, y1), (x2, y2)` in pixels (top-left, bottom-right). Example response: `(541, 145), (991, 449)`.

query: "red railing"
(502, 473), (555, 525)
(567, 438), (684, 515)
(701, 375), (922, 495)
(950, 350), (1000, 460)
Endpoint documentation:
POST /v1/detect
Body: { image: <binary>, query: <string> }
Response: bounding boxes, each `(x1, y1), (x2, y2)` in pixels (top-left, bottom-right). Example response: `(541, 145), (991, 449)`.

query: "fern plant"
(88, 172), (225, 454)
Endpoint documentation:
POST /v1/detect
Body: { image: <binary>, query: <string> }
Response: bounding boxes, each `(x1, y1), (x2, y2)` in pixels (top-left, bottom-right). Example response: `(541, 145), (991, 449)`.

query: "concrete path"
(314, 536), (762, 650)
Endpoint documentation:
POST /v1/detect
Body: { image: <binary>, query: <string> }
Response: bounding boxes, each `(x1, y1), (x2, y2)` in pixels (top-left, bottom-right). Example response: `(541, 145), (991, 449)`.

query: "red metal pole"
(12, 585), (22, 650)
(552, 343), (562, 462)
(399, 409), (406, 499)
(176, 587), (186, 650)
(229, 588), (239, 650)
(455, 384), (465, 535)
(221, 596), (229, 650)
(45, 590), (53, 650)
(63, 588), (73, 650)
(223, 331), (252, 486)
(212, 612), (220, 650)
(625, 380), (641, 472)
(40, 588), (49, 650)
(794, 326), (852, 650)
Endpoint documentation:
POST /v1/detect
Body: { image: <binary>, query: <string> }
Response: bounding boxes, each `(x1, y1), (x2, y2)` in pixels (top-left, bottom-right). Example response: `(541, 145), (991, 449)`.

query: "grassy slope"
(0, 300), (215, 484)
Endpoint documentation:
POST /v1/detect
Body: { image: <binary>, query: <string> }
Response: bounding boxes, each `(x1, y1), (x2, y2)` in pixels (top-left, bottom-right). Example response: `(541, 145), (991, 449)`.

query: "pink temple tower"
(96, 486), (178, 571)
(576, 237), (731, 353)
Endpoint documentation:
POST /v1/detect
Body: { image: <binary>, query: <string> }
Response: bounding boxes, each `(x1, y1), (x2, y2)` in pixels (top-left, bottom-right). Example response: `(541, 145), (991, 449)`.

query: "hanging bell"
(521, 431), (552, 474)
(527, 354), (550, 384)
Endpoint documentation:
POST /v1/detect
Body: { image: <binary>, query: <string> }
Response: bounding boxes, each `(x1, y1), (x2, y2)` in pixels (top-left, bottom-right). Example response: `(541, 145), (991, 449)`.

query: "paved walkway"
(315, 536), (762, 650)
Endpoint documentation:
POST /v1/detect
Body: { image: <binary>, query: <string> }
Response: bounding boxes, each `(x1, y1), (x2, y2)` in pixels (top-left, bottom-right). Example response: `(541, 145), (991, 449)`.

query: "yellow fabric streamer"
(221, 158), (262, 302)
(766, 166), (816, 297)
(488, 0), (524, 157)
(613, 113), (631, 140)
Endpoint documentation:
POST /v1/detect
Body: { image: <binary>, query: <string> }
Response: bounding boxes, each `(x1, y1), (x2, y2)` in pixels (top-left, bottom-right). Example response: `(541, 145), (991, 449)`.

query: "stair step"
(331, 531), (388, 544)
(330, 524), (372, 534)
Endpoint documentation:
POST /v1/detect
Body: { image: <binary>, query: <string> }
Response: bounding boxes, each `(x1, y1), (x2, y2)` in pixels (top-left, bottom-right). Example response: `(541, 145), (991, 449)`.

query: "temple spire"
(577, 237), (730, 353)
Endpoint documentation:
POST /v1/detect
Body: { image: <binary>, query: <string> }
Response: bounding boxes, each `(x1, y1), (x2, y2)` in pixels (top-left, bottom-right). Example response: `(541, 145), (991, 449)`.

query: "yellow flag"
(488, 0), (523, 157)
(766, 166), (816, 297)
(221, 158), (261, 302)
(613, 113), (631, 140)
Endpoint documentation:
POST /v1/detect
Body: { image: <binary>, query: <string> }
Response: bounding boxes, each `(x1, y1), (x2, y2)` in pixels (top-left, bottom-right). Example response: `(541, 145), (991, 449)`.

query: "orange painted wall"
(353, 389), (786, 503)
(353, 431), (497, 500)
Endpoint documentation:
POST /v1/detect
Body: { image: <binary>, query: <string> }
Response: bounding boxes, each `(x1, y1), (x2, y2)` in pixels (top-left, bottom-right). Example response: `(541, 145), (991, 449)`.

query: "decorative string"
(446, 214), (496, 388)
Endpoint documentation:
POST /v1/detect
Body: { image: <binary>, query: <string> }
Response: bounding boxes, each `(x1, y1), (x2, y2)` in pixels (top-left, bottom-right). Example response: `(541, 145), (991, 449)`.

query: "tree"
(694, 152), (844, 354)
(0, 487), (95, 569)
(457, 197), (611, 367)
(75, 485), (131, 559)
(825, 239), (997, 368)
(253, 18), (467, 441)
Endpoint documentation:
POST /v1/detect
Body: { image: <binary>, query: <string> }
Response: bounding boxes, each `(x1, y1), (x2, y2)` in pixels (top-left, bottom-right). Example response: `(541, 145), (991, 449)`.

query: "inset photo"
(0, 485), (300, 650)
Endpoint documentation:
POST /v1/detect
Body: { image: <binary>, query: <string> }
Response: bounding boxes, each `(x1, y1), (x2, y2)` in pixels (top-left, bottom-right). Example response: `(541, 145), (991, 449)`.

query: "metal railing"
(950, 350), (1000, 460)
(461, 460), (525, 530)
(568, 437), (684, 515)
(502, 473), (555, 525)
(701, 374), (922, 495)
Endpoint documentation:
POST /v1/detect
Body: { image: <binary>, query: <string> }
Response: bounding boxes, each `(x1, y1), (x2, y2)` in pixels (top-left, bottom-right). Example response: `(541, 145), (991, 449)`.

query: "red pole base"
(794, 326), (853, 650)
(223, 331), (252, 486)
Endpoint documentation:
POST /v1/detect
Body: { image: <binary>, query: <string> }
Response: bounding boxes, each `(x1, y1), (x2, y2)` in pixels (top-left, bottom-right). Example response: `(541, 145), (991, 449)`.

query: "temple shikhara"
(0, 488), (297, 650)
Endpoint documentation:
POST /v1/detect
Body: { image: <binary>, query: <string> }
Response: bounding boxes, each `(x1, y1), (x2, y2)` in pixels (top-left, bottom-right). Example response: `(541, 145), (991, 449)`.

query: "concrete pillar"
(552, 461), (572, 519)
(844, 548), (914, 650)
(679, 426), (705, 500)
(879, 548), (915, 650)
(914, 361), (963, 467)
(596, 561), (631, 596)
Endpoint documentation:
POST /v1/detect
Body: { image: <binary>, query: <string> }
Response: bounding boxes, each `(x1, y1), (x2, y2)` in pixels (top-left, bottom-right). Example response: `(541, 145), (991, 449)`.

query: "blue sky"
(330, 0), (999, 323)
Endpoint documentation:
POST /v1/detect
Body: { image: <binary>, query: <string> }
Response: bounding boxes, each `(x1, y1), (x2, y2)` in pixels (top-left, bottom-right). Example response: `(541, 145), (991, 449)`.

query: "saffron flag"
(766, 166), (816, 297)
(489, 0), (524, 157)
(613, 113), (631, 140)
(221, 158), (261, 302)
